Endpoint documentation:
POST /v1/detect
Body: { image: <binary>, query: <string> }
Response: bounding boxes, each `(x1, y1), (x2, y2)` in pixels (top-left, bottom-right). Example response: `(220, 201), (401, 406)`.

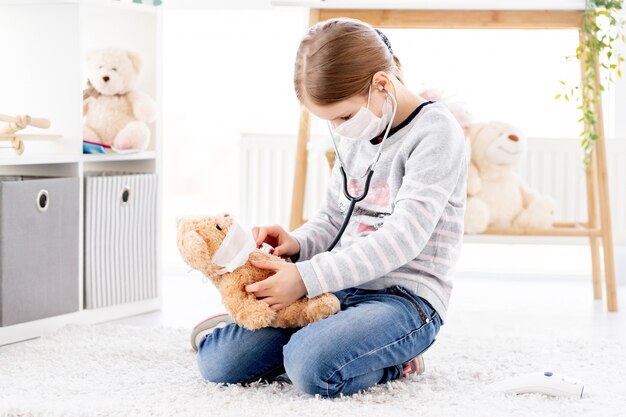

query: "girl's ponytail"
(392, 54), (404, 85)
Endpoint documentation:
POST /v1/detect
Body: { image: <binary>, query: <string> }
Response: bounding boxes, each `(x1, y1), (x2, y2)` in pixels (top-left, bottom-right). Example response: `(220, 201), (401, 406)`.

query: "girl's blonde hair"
(294, 18), (404, 105)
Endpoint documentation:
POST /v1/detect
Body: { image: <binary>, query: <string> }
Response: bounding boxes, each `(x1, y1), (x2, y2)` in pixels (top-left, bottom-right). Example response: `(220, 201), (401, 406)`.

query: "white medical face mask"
(333, 84), (395, 141)
(211, 219), (256, 275)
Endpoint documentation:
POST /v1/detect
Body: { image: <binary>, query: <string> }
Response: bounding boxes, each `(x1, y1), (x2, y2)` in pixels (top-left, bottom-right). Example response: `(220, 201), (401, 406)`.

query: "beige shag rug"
(0, 323), (624, 417)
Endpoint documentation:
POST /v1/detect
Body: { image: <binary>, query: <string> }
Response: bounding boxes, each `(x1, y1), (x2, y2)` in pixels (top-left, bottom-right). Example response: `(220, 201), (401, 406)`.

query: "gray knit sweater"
(290, 100), (468, 325)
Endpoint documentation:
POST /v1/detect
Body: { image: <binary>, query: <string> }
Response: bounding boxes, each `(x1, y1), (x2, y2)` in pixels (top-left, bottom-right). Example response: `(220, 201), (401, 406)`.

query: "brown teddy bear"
(176, 212), (340, 331)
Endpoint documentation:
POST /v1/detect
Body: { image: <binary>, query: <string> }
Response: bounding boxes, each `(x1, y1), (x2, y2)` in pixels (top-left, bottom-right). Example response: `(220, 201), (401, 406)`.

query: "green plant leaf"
(561, 0), (623, 168)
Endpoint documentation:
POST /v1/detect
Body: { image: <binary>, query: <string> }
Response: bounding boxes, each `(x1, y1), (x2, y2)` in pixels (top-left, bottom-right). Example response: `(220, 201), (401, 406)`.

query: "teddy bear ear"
(86, 48), (98, 63)
(127, 51), (143, 74)
(178, 230), (212, 272)
(468, 123), (486, 141)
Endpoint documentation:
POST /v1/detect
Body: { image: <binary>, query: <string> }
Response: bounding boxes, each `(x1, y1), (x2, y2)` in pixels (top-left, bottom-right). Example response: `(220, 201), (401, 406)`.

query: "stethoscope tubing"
(326, 167), (374, 251)
(325, 87), (397, 252)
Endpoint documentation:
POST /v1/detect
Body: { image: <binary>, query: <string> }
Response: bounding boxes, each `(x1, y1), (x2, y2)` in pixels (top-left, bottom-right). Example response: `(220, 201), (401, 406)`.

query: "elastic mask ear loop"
(327, 121), (345, 169)
(369, 87), (397, 172)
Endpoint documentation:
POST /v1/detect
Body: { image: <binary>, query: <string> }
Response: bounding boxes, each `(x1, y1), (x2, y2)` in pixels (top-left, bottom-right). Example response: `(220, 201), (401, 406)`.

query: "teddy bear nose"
(103, 76), (110, 82)
(508, 134), (519, 142)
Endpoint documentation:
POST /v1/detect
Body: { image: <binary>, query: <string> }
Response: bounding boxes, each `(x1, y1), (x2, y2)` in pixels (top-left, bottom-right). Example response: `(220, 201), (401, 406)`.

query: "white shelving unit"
(0, 0), (163, 345)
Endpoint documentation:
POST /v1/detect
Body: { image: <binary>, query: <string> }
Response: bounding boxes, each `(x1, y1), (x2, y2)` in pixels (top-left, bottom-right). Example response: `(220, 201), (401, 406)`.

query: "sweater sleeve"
(296, 118), (467, 298)
(289, 161), (343, 263)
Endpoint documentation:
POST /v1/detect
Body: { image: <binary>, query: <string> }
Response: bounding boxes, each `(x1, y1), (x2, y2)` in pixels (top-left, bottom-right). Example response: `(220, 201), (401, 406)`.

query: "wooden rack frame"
(289, 8), (618, 312)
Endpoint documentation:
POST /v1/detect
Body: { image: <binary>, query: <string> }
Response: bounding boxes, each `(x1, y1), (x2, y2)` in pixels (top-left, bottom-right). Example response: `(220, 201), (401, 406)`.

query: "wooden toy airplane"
(0, 114), (59, 156)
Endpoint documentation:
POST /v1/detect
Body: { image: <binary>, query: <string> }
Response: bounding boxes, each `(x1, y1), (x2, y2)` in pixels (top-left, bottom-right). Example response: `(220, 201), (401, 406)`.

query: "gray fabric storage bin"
(0, 176), (80, 327)
(84, 172), (158, 309)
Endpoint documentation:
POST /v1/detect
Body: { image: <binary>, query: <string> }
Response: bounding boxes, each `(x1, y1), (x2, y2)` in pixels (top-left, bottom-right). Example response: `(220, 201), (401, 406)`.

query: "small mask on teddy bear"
(176, 213), (340, 331)
(83, 48), (156, 153)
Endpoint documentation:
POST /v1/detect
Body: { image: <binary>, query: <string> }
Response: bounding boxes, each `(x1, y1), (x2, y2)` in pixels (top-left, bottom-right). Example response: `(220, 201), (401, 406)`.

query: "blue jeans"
(196, 285), (442, 398)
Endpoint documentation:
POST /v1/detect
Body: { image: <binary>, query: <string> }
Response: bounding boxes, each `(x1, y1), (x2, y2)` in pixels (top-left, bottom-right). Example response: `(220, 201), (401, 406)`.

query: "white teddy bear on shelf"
(464, 121), (556, 234)
(83, 48), (156, 153)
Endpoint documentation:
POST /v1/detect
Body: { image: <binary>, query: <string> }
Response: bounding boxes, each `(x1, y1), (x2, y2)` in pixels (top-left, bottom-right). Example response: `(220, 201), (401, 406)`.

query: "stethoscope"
(325, 86), (398, 252)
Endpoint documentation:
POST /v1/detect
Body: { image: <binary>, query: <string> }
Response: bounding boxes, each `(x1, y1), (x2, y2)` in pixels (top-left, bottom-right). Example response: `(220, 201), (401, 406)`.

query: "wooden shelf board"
(271, 0), (587, 10)
(477, 224), (601, 237)
(82, 0), (157, 13)
(316, 9), (584, 29)
(0, 151), (157, 166)
(82, 150), (157, 162)
(0, 134), (62, 140)
(0, 154), (81, 166)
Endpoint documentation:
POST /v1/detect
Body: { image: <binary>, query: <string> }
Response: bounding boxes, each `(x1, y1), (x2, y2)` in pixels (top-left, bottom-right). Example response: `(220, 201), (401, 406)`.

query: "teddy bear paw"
(513, 197), (556, 229)
(464, 197), (490, 234)
(233, 303), (276, 331)
(113, 121), (150, 152)
(310, 294), (340, 319)
(240, 312), (275, 331)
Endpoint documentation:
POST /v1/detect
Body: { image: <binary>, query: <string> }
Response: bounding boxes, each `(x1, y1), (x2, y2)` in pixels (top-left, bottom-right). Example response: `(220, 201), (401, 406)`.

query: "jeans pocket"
(388, 285), (431, 326)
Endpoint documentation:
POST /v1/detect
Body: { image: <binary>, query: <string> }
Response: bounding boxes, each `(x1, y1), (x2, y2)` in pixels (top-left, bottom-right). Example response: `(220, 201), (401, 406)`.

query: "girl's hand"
(251, 224), (300, 258)
(246, 260), (307, 311)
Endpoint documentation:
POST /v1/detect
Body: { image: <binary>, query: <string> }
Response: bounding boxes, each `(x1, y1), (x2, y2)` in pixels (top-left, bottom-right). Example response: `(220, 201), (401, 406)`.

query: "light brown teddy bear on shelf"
(176, 213), (340, 331)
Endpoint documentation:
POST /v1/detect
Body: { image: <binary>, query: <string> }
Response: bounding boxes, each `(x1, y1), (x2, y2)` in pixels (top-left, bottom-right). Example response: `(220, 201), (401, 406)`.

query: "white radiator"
(239, 134), (626, 244)
(239, 133), (330, 229)
(518, 138), (626, 242)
